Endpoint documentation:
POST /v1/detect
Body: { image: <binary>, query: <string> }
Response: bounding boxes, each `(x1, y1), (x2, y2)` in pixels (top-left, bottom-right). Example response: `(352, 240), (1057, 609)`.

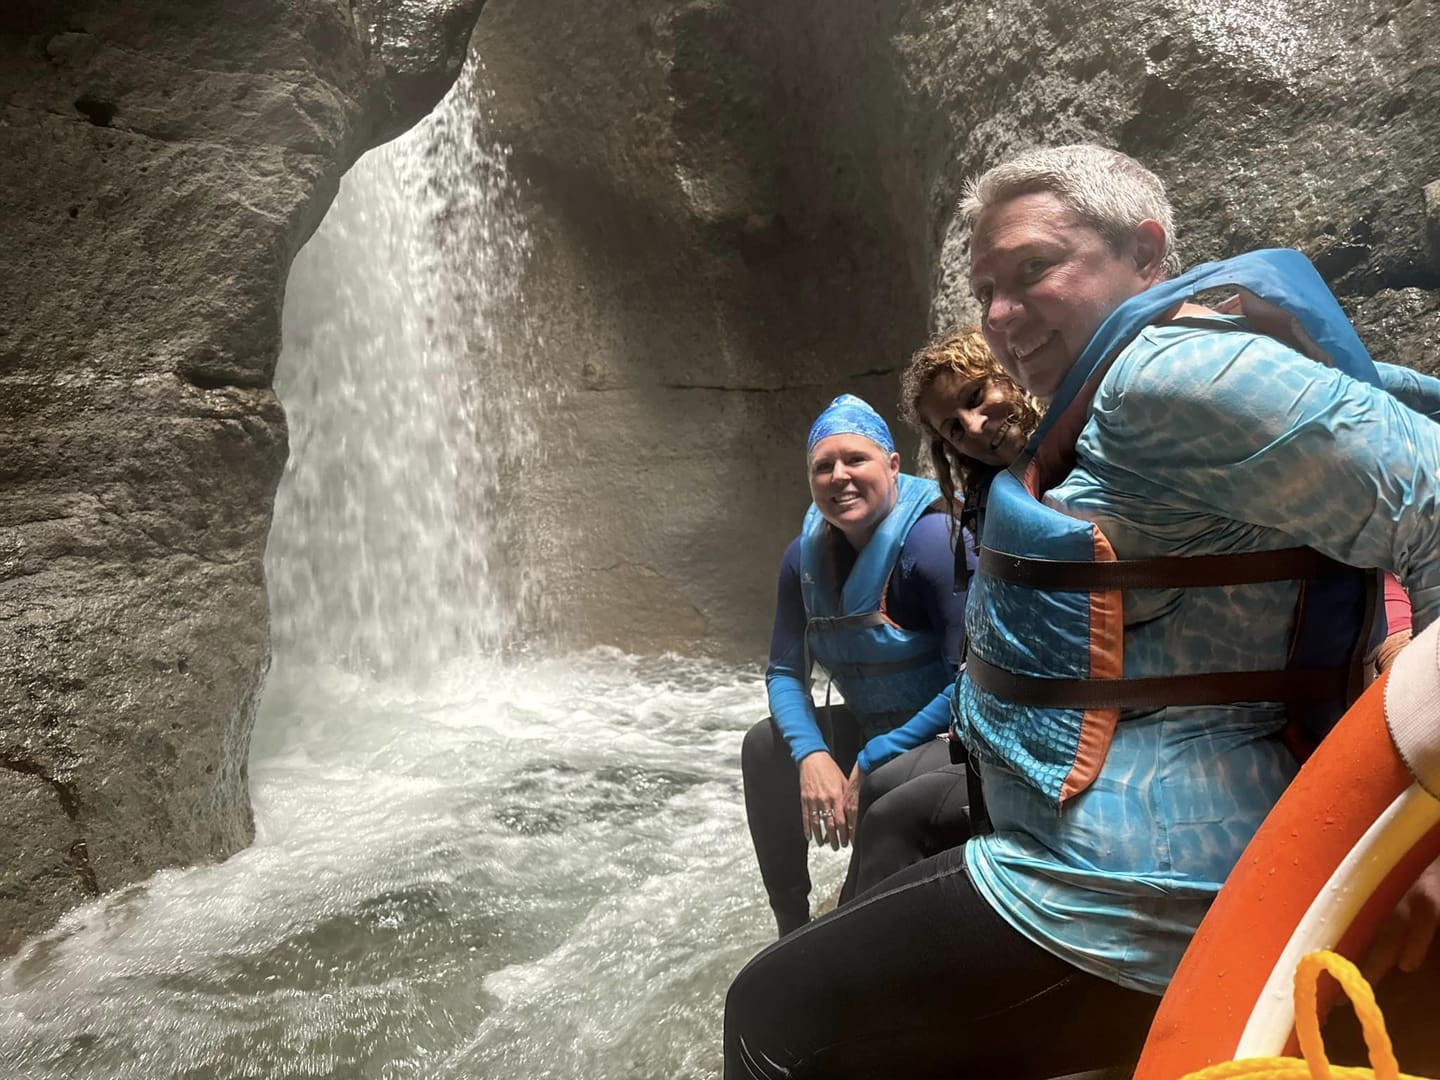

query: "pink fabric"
(1384, 572), (1413, 637)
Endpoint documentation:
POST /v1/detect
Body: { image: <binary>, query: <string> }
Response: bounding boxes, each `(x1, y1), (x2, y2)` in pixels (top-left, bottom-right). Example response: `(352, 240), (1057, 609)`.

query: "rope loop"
(1175, 950), (1433, 1080)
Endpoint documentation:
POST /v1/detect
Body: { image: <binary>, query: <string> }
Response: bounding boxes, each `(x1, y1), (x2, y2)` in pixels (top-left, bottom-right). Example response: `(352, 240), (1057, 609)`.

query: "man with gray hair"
(723, 143), (1440, 1080)
(962, 143), (1181, 397)
(956, 142), (1440, 1039)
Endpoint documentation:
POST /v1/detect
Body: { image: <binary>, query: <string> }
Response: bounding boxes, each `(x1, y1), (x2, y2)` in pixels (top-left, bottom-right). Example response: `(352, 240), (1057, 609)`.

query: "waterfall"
(266, 59), (541, 677)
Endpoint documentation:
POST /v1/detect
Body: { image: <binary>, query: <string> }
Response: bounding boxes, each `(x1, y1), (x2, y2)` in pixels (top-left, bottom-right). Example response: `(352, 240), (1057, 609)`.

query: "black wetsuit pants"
(741, 709), (861, 936)
(838, 737), (971, 904)
(723, 844), (1161, 1079)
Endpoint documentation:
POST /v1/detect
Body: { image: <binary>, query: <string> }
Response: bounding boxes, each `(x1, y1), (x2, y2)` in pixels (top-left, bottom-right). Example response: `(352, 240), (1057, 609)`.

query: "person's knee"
(857, 757), (906, 818)
(724, 960), (756, 1025)
(723, 965), (761, 1068)
(854, 766), (934, 880)
(859, 789), (905, 839)
(741, 717), (782, 776)
(848, 785), (934, 899)
(857, 740), (949, 818)
(724, 954), (793, 1079)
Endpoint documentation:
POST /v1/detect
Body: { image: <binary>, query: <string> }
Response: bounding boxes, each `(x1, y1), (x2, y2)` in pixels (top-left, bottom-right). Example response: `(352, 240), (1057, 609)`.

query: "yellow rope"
(1177, 951), (1434, 1080)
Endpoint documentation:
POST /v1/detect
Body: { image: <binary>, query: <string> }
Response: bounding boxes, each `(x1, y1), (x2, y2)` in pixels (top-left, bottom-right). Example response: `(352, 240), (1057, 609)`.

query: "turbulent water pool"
(2, 652), (844, 1079)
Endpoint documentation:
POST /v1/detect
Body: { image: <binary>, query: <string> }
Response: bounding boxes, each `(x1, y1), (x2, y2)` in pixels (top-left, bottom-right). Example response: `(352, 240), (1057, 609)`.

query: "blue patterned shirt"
(966, 320), (1440, 993)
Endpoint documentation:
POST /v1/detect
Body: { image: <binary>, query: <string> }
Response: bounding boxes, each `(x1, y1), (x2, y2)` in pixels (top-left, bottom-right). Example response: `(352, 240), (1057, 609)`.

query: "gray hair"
(960, 144), (1182, 277)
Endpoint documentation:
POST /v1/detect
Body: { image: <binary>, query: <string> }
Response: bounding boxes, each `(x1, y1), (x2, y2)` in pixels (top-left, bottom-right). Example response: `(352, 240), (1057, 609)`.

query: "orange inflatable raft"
(1134, 618), (1440, 1079)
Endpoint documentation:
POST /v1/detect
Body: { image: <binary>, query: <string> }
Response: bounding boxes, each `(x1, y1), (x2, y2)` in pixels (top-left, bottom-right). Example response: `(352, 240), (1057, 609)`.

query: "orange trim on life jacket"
(1060, 524), (1125, 802)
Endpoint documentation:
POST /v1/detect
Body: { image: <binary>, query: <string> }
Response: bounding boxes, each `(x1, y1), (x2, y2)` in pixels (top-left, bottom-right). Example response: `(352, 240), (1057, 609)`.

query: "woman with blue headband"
(740, 393), (975, 937)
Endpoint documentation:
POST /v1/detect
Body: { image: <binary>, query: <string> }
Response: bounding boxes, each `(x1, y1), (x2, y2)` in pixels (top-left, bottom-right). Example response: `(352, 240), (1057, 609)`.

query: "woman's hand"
(798, 752), (852, 850)
(844, 764), (865, 836)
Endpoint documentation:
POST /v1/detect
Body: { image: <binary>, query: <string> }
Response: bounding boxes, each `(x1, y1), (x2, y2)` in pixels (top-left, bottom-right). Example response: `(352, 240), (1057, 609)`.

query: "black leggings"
(724, 845), (1160, 1079)
(838, 738), (970, 904)
(741, 710), (862, 935)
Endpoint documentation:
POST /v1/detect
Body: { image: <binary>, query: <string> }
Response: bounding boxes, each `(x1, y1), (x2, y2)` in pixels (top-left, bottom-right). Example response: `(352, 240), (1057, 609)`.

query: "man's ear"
(1132, 219), (1169, 281)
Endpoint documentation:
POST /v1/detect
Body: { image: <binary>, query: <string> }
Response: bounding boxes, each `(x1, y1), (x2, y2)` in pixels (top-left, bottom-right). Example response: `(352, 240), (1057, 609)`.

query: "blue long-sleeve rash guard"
(1376, 360), (1440, 423)
(765, 510), (976, 773)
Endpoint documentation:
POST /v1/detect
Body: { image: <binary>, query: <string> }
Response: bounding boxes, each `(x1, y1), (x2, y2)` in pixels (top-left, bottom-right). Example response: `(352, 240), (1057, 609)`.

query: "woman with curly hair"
(900, 326), (1043, 545)
(838, 327), (1044, 903)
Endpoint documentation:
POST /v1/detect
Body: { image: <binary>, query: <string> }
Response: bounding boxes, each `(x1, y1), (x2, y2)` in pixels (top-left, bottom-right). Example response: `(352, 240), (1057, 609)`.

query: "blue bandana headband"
(806, 394), (895, 456)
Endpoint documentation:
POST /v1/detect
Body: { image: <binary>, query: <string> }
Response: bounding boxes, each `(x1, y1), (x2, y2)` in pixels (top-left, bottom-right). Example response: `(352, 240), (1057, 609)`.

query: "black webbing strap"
(966, 653), (1351, 710)
(1348, 570), (1380, 704)
(804, 612), (891, 691)
(957, 738), (992, 836)
(821, 655), (939, 679)
(977, 545), (1350, 591)
(807, 612), (889, 632)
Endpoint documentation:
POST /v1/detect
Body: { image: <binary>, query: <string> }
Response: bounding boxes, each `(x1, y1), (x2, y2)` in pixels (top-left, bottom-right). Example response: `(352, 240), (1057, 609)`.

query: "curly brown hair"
(899, 327), (1043, 537)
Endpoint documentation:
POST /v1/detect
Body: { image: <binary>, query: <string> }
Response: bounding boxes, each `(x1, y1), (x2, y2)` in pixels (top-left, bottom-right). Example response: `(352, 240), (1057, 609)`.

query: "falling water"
(0, 53), (841, 1080)
(266, 59), (539, 675)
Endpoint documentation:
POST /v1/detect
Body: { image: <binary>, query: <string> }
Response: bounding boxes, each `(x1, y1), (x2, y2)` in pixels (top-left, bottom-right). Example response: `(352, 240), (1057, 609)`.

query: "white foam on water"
(1, 653), (851, 1079)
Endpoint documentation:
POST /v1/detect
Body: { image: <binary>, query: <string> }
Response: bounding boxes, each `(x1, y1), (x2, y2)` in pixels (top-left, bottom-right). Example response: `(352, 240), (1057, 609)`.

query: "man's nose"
(961, 409), (987, 437)
(987, 289), (1023, 329)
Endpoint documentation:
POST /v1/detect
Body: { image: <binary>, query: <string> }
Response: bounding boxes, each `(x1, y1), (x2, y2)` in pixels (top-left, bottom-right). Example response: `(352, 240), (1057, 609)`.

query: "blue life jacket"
(800, 473), (954, 741)
(960, 249), (1385, 806)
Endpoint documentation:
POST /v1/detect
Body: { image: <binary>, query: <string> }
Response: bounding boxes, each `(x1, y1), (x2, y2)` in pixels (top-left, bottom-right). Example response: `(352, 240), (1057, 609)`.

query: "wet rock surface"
(0, 0), (484, 951)
(474, 0), (1439, 653)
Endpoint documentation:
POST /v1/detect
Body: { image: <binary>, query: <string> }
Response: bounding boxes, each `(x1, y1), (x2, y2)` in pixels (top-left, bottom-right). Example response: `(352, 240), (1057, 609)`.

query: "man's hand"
(798, 752), (852, 850)
(1363, 855), (1440, 984)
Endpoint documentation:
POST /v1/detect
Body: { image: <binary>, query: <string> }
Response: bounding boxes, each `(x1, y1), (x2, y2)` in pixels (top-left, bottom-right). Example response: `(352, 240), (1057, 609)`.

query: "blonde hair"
(899, 328), (1043, 537)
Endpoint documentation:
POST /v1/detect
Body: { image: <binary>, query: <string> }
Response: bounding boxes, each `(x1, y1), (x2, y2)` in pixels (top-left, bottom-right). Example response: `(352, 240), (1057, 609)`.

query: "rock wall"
(473, 0), (1439, 656)
(0, 0), (484, 952)
(473, 0), (934, 653)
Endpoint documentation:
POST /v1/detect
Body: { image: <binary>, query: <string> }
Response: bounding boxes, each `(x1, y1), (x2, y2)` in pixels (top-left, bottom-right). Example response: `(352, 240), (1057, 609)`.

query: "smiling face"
(916, 369), (1029, 468)
(968, 191), (1164, 399)
(807, 434), (901, 548)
